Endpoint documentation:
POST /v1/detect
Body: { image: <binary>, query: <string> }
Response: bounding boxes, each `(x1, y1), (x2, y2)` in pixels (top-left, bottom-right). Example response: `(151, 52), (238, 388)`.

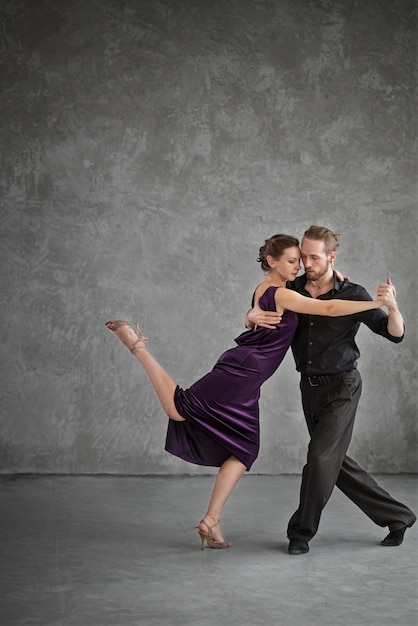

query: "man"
(247, 225), (416, 554)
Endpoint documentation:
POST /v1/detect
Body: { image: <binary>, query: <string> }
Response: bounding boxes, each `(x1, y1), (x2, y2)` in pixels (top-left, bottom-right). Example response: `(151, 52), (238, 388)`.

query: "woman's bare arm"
(275, 288), (382, 317)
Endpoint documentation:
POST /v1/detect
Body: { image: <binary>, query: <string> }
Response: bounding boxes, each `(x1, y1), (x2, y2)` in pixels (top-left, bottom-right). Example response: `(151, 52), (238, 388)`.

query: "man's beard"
(305, 262), (330, 281)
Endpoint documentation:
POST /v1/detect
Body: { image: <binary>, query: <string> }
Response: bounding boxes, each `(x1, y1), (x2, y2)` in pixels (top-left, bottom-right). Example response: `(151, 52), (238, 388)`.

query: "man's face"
(300, 238), (334, 281)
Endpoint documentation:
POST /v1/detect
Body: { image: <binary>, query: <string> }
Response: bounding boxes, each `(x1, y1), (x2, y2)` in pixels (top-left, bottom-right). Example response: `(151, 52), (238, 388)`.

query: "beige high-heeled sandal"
(105, 320), (147, 353)
(196, 513), (232, 550)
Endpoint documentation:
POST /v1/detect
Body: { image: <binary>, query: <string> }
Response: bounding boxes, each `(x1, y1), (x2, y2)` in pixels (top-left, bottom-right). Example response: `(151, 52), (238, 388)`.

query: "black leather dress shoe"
(288, 538), (309, 554)
(381, 526), (408, 546)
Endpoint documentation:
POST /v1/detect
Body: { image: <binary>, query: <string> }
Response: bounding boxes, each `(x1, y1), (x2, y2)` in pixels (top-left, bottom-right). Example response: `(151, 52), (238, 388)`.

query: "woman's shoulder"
(255, 282), (281, 301)
(258, 285), (282, 311)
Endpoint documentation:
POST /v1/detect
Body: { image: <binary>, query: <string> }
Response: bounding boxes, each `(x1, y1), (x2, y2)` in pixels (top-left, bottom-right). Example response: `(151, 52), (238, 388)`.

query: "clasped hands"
(376, 278), (398, 310)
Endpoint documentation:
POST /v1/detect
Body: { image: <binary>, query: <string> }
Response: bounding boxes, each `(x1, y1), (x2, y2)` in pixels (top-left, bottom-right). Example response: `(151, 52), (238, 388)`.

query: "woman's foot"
(196, 513), (231, 550)
(105, 320), (147, 354)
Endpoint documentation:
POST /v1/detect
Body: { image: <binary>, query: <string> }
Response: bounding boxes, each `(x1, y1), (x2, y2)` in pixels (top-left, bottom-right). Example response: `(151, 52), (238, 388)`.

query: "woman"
(106, 234), (387, 550)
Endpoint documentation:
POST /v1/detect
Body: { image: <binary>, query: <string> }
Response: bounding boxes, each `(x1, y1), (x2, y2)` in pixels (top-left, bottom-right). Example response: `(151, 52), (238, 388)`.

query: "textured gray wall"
(1, 0), (416, 474)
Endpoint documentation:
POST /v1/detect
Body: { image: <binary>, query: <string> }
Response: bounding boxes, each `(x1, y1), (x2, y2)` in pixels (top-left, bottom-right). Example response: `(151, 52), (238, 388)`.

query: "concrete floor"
(1, 474), (417, 626)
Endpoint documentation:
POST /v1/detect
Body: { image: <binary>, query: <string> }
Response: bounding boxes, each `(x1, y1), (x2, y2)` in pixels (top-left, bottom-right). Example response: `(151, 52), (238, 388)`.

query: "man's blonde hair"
(302, 225), (341, 254)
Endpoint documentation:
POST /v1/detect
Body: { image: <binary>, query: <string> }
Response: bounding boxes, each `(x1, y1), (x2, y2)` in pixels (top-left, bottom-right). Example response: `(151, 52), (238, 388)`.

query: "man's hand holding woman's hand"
(376, 278), (398, 311)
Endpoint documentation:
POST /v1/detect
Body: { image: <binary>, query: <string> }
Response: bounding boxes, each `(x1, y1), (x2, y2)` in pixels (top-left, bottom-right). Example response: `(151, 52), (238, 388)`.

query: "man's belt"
(302, 372), (350, 387)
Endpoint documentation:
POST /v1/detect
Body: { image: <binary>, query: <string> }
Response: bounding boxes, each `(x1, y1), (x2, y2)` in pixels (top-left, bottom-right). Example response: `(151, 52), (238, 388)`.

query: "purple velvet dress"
(165, 286), (298, 470)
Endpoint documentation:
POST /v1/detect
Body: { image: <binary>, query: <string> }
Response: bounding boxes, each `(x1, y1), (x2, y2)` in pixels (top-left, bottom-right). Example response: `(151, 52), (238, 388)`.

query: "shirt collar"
(293, 272), (344, 295)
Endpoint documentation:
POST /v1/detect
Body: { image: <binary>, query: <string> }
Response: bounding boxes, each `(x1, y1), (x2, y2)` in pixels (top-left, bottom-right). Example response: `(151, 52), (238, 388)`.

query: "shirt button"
(310, 322), (314, 326)
(308, 360), (312, 364)
(309, 341), (313, 345)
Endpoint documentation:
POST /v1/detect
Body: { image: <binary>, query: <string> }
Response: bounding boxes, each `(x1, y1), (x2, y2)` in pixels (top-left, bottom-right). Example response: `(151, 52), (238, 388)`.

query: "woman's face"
(272, 246), (301, 281)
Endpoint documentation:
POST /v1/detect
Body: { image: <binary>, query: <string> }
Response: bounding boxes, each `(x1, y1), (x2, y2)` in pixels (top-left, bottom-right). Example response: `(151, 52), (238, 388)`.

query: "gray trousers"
(287, 369), (416, 541)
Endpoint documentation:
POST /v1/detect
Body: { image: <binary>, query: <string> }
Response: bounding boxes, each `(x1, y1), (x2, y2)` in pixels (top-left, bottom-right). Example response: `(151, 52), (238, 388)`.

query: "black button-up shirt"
(288, 273), (404, 376)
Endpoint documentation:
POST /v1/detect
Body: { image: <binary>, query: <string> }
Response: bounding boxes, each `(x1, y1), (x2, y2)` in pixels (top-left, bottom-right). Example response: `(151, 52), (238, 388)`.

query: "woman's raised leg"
(107, 321), (246, 550)
(105, 320), (185, 421)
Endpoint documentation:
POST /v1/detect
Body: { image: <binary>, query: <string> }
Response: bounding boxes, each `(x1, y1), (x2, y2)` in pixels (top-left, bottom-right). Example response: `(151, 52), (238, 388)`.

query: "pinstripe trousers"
(287, 369), (416, 541)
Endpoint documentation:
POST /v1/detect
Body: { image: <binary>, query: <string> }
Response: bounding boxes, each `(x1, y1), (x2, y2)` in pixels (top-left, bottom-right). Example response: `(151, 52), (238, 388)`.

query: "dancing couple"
(106, 228), (415, 553)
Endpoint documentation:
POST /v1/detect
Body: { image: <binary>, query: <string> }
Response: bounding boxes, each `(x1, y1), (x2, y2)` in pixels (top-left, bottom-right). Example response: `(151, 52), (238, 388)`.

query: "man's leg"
(287, 371), (362, 548)
(337, 455), (416, 529)
(336, 455), (416, 540)
(288, 370), (416, 551)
